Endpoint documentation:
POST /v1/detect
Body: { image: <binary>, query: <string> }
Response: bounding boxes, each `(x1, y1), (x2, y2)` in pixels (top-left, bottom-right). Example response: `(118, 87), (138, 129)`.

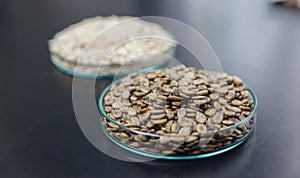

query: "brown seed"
(238, 113), (245, 121)
(107, 121), (119, 129)
(129, 142), (140, 147)
(224, 110), (236, 117)
(222, 120), (235, 125)
(233, 76), (243, 87)
(127, 86), (136, 92)
(177, 108), (186, 119)
(211, 111), (223, 124)
(147, 93), (157, 101)
(196, 112), (207, 123)
(119, 132), (129, 139)
(165, 120), (173, 133)
(121, 90), (130, 99)
(239, 106), (252, 111)
(122, 100), (132, 106)
(186, 140), (199, 147)
(234, 129), (242, 135)
(146, 121), (154, 128)
(213, 101), (221, 110)
(172, 101), (181, 107)
(196, 124), (207, 134)
(168, 95), (181, 101)
(139, 111), (150, 122)
(104, 106), (113, 112)
(219, 97), (227, 105)
(241, 90), (249, 98)
(140, 84), (150, 94)
(226, 90), (236, 100)
(138, 134), (148, 142)
(170, 136), (185, 143)
(178, 79), (189, 86)
(150, 110), (165, 115)
(152, 102), (164, 109)
(127, 108), (137, 116)
(210, 84), (220, 88)
(193, 79), (204, 85)
(199, 138), (210, 146)
(130, 95), (138, 101)
(112, 101), (123, 109)
(152, 118), (168, 125)
(175, 148), (186, 153)
(156, 130), (166, 135)
(194, 99), (209, 105)
(146, 72), (157, 80)
(185, 135), (198, 143)
(186, 108), (197, 113)
(192, 150), (202, 155)
(130, 117), (140, 126)
(200, 145), (215, 152)
(111, 110), (122, 118)
(157, 94), (167, 100)
(151, 114), (166, 120)
(225, 104), (241, 113)
(179, 119), (195, 128)
(178, 127), (192, 136)
(205, 108), (216, 117)
(242, 111), (251, 116)
(234, 85), (246, 92)
(192, 96), (207, 100)
(206, 118), (215, 130)
(162, 150), (174, 155)
(180, 87), (196, 95)
(161, 85), (173, 93)
(231, 99), (242, 106)
(186, 113), (196, 118)
(171, 122), (180, 133)
(215, 88), (228, 94)
(159, 136), (170, 144)
(209, 93), (219, 100)
(104, 96), (114, 105)
(198, 90), (209, 96)
(170, 80), (178, 87)
(166, 110), (175, 119)
(133, 91), (145, 97)
(113, 91), (121, 97)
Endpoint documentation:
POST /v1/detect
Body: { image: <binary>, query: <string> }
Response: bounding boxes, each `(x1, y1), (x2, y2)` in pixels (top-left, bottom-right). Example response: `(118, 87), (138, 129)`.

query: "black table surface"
(1, 0), (300, 177)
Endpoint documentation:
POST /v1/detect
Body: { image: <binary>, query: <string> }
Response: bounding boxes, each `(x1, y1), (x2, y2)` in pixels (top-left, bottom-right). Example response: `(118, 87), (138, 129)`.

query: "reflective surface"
(1, 0), (300, 177)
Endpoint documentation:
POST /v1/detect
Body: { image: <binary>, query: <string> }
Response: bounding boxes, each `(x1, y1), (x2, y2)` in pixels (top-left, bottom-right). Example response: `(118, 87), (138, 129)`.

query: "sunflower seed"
(196, 124), (207, 134)
(196, 112), (207, 123)
(178, 127), (192, 136)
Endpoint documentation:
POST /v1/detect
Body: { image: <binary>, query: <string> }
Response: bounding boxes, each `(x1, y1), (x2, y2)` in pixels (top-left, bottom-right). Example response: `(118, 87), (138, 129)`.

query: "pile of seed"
(102, 65), (255, 155)
(49, 15), (175, 75)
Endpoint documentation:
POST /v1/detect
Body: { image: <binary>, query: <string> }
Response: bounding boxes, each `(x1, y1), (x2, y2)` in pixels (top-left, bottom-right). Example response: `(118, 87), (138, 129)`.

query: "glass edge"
(100, 119), (254, 160)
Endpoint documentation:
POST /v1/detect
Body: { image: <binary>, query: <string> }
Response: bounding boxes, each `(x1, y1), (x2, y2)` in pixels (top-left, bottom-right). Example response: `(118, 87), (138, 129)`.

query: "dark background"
(1, 0), (300, 177)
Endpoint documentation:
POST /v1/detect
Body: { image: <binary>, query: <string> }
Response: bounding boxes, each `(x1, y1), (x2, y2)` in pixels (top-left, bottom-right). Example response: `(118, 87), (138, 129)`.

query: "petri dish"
(48, 16), (177, 79)
(97, 75), (257, 160)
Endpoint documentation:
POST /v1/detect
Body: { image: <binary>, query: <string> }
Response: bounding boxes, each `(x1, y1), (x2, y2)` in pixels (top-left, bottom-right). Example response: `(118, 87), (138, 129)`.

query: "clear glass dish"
(97, 79), (257, 160)
(48, 39), (175, 79)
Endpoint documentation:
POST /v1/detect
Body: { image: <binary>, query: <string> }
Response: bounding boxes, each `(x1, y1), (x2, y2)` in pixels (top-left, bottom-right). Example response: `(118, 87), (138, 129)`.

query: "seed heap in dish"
(101, 65), (256, 156)
(49, 15), (176, 76)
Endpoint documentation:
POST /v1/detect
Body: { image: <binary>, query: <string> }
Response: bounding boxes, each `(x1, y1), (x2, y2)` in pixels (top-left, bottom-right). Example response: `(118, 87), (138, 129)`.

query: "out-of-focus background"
(1, 0), (300, 177)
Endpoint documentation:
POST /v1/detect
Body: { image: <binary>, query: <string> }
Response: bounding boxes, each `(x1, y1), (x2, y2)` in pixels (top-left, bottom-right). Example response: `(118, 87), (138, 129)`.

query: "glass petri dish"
(97, 78), (258, 160)
(48, 39), (175, 79)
